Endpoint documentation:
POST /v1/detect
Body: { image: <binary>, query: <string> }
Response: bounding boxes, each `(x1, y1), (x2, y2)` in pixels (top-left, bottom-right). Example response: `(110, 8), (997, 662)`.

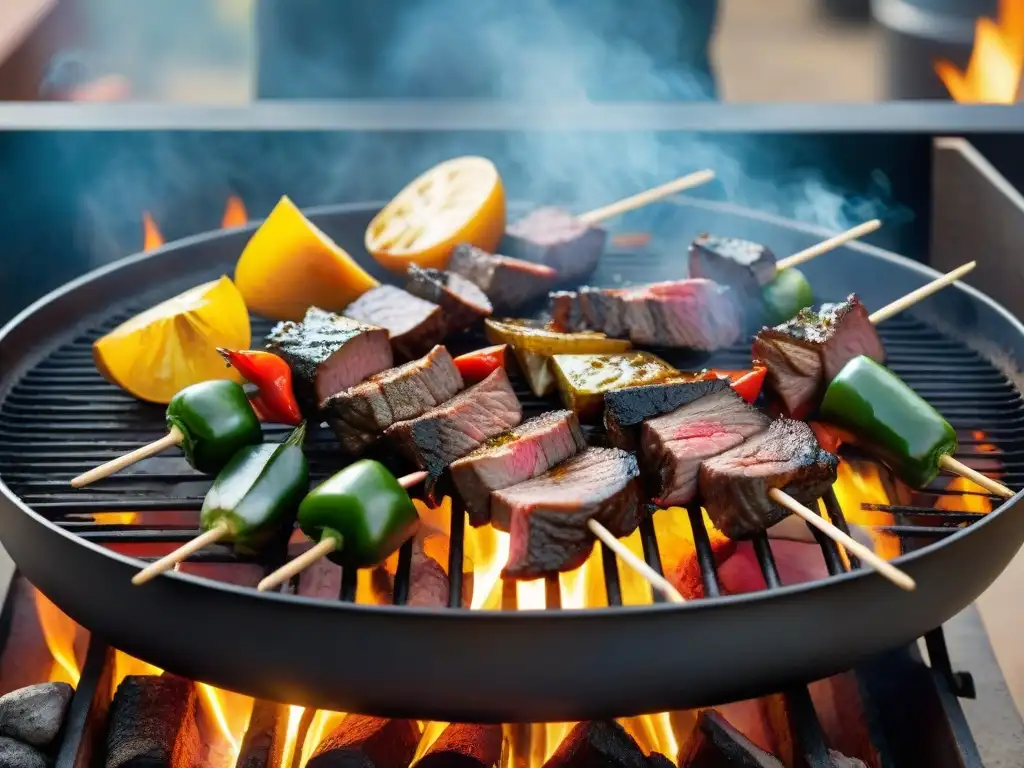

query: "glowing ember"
(279, 705), (306, 768)
(196, 683), (252, 763)
(142, 212), (164, 251)
(31, 589), (82, 686)
(222, 195), (248, 228)
(936, 0), (1024, 103)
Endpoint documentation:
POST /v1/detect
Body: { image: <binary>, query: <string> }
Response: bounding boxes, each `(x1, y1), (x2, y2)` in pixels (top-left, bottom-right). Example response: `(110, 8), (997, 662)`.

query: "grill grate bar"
(448, 502), (466, 609)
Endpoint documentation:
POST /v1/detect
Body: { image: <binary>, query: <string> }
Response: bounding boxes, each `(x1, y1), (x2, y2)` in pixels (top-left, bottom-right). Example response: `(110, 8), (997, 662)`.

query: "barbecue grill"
(0, 196), (1022, 725)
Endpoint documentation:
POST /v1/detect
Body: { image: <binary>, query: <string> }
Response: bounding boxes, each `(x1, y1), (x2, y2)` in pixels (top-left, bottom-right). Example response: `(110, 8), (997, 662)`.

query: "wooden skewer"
(253, 470), (429, 593)
(577, 169), (716, 225)
(586, 519), (686, 603)
(868, 261), (976, 325)
(776, 219), (882, 271)
(938, 455), (1014, 499)
(768, 488), (916, 591)
(132, 521), (230, 586)
(71, 427), (184, 488)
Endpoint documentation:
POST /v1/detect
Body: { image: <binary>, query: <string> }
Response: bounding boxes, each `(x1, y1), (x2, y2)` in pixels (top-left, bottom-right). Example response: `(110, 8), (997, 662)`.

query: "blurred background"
(1, 0), (1020, 103)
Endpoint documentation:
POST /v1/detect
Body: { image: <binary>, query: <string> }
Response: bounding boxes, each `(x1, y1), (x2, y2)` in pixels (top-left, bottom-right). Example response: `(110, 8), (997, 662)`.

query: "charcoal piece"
(306, 715), (420, 768)
(448, 243), (558, 310)
(0, 737), (46, 768)
(343, 285), (446, 362)
(236, 701), (288, 768)
(0, 681), (73, 747)
(829, 750), (868, 768)
(503, 207), (607, 283)
(647, 755), (675, 768)
(542, 721), (648, 768)
(105, 675), (200, 768)
(603, 377), (728, 452)
(416, 723), (503, 767)
(678, 709), (782, 767)
(405, 265), (493, 335)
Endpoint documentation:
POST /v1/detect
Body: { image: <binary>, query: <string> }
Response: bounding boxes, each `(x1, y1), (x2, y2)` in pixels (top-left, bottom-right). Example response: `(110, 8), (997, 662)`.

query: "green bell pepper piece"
(760, 267), (814, 326)
(200, 423), (310, 554)
(298, 460), (420, 568)
(820, 355), (957, 488)
(165, 380), (263, 474)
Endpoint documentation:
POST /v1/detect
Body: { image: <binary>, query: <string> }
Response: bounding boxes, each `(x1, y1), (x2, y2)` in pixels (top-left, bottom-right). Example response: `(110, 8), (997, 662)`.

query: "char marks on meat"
(323, 345), (463, 455)
(451, 409), (587, 526)
(604, 377), (729, 452)
(448, 243), (558, 310)
(343, 284), (445, 361)
(689, 234), (777, 296)
(406, 265), (493, 335)
(493, 447), (645, 579)
(549, 290), (587, 333)
(623, 279), (741, 350)
(266, 306), (393, 413)
(753, 295), (884, 418)
(640, 388), (771, 507)
(581, 286), (629, 337)
(503, 206), (607, 283)
(384, 367), (522, 476)
(699, 419), (839, 539)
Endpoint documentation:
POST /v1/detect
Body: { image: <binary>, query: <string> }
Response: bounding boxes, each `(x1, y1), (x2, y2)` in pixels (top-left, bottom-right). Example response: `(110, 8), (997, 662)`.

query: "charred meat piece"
(753, 295), (884, 418)
(622, 280), (741, 350)
(343, 284), (445, 362)
(678, 709), (783, 767)
(503, 206), (608, 283)
(448, 243), (558, 310)
(494, 447), (645, 579)
(640, 388), (771, 507)
(266, 307), (393, 414)
(604, 377), (729, 452)
(450, 410), (587, 526)
(552, 352), (678, 422)
(406, 265), (493, 335)
(689, 234), (777, 297)
(384, 367), (522, 476)
(699, 419), (839, 539)
(548, 286), (629, 336)
(323, 345), (463, 456)
(549, 290), (587, 332)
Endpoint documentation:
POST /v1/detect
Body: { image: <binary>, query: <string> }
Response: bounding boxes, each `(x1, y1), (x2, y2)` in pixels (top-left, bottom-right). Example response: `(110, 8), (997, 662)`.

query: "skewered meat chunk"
(343, 285), (445, 361)
(542, 721), (648, 768)
(550, 290), (587, 332)
(450, 409), (588, 526)
(266, 307), (393, 414)
(689, 234), (777, 297)
(448, 243), (558, 310)
(679, 709), (783, 767)
(503, 206), (608, 283)
(384, 367), (522, 476)
(641, 388), (771, 507)
(323, 345), (463, 456)
(405, 265), (493, 335)
(699, 419), (839, 539)
(753, 295), (884, 418)
(494, 447), (645, 579)
(604, 377), (729, 452)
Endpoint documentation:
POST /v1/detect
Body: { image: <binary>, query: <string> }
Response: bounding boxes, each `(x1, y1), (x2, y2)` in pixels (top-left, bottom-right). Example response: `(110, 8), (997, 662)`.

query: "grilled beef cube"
(448, 243), (558, 310)
(640, 388), (771, 507)
(581, 286), (629, 338)
(266, 307), (393, 413)
(699, 419), (839, 539)
(450, 409), (587, 526)
(503, 206), (607, 283)
(542, 721), (648, 768)
(405, 265), (493, 335)
(753, 295), (884, 418)
(343, 284), (445, 362)
(494, 448), (645, 579)
(679, 709), (783, 767)
(549, 290), (587, 332)
(384, 367), (522, 476)
(689, 234), (777, 297)
(604, 377), (729, 452)
(323, 345), (463, 455)
(622, 279), (741, 350)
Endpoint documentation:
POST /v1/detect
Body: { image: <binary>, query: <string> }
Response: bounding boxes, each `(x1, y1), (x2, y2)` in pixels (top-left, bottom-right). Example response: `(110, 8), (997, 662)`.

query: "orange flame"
(142, 212), (164, 251)
(197, 683), (253, 764)
(222, 195), (248, 228)
(936, 0), (1024, 102)
(32, 589), (81, 686)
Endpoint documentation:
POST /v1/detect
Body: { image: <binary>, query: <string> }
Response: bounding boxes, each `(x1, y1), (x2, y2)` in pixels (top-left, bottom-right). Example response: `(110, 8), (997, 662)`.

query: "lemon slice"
(94, 276), (251, 404)
(235, 195), (379, 322)
(367, 156), (506, 274)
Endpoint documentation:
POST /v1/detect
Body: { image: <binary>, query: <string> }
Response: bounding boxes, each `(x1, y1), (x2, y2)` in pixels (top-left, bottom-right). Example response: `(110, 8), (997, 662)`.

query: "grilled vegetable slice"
(484, 318), (631, 357)
(551, 352), (677, 420)
(218, 348), (302, 425)
(453, 344), (507, 384)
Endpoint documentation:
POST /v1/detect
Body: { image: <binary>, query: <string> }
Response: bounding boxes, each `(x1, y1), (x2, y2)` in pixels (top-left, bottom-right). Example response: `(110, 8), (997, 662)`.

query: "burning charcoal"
(236, 701), (288, 768)
(105, 675), (200, 768)
(384, 367), (522, 477)
(306, 715), (420, 768)
(689, 234), (777, 297)
(405, 265), (493, 335)
(448, 243), (558, 311)
(0, 681), (73, 747)
(416, 723), (503, 768)
(647, 755), (675, 768)
(503, 207), (608, 283)
(323, 345), (464, 456)
(542, 721), (648, 768)
(0, 737), (46, 768)
(678, 709), (783, 767)
(266, 306), (394, 413)
(344, 285), (446, 362)
(604, 377), (728, 452)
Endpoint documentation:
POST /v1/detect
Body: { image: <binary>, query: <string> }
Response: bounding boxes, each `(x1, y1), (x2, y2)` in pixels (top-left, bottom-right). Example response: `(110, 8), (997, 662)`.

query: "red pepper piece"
(699, 365), (768, 404)
(218, 348), (302, 426)
(453, 345), (507, 384)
